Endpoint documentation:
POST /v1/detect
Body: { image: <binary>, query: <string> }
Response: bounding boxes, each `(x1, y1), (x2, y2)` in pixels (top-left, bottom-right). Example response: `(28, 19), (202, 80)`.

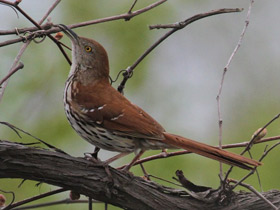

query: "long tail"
(163, 132), (262, 170)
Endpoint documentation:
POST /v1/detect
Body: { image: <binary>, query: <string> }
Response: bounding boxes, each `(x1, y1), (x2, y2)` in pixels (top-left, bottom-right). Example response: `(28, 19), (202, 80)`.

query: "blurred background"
(0, 0), (279, 209)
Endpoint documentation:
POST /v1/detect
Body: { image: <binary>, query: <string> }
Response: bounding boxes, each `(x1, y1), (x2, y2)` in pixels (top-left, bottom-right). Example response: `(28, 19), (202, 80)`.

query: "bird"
(58, 24), (261, 171)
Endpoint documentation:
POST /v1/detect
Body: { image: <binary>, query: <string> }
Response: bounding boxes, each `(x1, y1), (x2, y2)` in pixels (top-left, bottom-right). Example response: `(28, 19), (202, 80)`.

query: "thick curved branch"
(0, 140), (279, 210)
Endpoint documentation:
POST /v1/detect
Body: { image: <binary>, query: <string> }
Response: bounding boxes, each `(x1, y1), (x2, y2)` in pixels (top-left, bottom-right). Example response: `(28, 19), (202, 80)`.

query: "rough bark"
(0, 140), (279, 210)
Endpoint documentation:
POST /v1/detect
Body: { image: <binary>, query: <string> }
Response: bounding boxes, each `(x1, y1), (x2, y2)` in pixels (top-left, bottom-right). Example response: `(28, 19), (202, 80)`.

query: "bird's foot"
(84, 152), (102, 164)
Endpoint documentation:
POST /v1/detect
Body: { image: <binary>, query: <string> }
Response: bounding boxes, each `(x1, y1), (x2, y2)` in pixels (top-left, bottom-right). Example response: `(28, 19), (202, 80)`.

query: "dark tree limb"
(0, 140), (279, 210)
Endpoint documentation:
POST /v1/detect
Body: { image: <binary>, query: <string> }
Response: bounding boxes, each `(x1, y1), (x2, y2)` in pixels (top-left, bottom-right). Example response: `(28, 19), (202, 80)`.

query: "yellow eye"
(85, 46), (92, 52)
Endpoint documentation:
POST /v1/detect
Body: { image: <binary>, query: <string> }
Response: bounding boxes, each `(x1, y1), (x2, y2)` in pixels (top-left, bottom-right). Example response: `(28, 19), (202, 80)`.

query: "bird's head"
(58, 24), (109, 80)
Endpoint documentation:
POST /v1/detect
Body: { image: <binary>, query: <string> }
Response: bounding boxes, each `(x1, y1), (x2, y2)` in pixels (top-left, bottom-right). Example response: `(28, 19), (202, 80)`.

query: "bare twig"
(229, 142), (280, 195)
(0, 0), (19, 18)
(0, 22), (52, 36)
(229, 179), (278, 210)
(229, 114), (280, 190)
(259, 142), (280, 162)
(0, 0), (70, 64)
(0, 0), (167, 47)
(247, 150), (263, 192)
(0, 37), (27, 47)
(149, 8), (243, 29)
(51, 0), (167, 29)
(3, 188), (67, 210)
(13, 199), (94, 210)
(0, 121), (67, 154)
(127, 0), (138, 14)
(0, 0), (62, 102)
(242, 113), (280, 155)
(121, 134), (280, 168)
(117, 8), (243, 93)
(0, 189), (15, 209)
(0, 41), (31, 103)
(148, 174), (182, 187)
(0, 62), (24, 86)
(216, 1), (254, 178)
(36, 0), (61, 25)
(223, 113), (280, 183)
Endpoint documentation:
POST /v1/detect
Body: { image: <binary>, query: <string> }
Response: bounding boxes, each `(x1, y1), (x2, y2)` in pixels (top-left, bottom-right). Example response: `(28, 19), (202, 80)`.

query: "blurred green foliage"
(0, 1), (279, 209)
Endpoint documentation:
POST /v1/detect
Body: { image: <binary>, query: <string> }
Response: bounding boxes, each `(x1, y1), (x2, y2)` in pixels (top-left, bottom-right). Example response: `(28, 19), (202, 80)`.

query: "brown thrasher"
(59, 24), (261, 170)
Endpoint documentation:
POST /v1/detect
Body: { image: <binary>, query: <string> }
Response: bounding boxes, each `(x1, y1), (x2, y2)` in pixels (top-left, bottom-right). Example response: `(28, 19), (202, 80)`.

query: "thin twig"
(148, 175), (182, 187)
(0, 121), (67, 153)
(3, 188), (67, 210)
(0, 0), (167, 47)
(127, 0), (138, 14)
(48, 0), (167, 29)
(0, 0), (62, 102)
(223, 113), (280, 183)
(242, 113), (280, 155)
(230, 142), (280, 193)
(229, 180), (278, 210)
(0, 0), (70, 64)
(0, 22), (53, 47)
(117, 8), (243, 93)
(0, 22), (51, 35)
(248, 150), (263, 192)
(0, 62), (24, 86)
(216, 1), (254, 179)
(36, 0), (61, 25)
(120, 134), (280, 168)
(0, 189), (15, 209)
(149, 8), (243, 29)
(259, 142), (280, 162)
(0, 41), (31, 103)
(13, 199), (95, 210)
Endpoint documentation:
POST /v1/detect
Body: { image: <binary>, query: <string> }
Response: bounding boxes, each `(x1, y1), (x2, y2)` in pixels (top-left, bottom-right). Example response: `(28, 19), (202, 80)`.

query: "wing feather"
(71, 81), (165, 140)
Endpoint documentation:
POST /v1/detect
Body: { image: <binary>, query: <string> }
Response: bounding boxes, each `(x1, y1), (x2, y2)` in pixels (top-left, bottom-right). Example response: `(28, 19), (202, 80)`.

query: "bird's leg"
(84, 147), (101, 164)
(92, 147), (100, 159)
(161, 149), (168, 157)
(140, 163), (151, 180)
(122, 149), (145, 171)
(104, 152), (131, 165)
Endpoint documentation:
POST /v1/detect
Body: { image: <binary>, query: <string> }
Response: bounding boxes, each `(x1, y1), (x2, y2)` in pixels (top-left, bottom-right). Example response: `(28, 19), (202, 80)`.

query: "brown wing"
(71, 81), (165, 140)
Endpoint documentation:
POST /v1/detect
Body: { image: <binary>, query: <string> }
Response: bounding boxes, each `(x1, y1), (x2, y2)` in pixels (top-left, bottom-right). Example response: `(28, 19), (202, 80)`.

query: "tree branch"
(0, 140), (279, 210)
(0, 0), (62, 102)
(216, 1), (254, 178)
(122, 135), (280, 168)
(0, 0), (167, 47)
(117, 8), (243, 93)
(0, 62), (24, 86)
(4, 188), (67, 210)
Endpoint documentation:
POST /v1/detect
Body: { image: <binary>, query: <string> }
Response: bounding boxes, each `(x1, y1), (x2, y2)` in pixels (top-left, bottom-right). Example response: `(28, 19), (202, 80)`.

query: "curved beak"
(57, 24), (79, 44)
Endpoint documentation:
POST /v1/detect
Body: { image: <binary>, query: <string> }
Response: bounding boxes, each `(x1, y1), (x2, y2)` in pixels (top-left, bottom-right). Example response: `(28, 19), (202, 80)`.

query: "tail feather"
(163, 132), (262, 170)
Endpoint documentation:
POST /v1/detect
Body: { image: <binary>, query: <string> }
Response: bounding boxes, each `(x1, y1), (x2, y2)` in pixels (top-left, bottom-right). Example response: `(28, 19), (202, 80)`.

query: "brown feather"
(163, 133), (262, 170)
(72, 80), (165, 139)
(61, 28), (262, 170)
(72, 80), (262, 170)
